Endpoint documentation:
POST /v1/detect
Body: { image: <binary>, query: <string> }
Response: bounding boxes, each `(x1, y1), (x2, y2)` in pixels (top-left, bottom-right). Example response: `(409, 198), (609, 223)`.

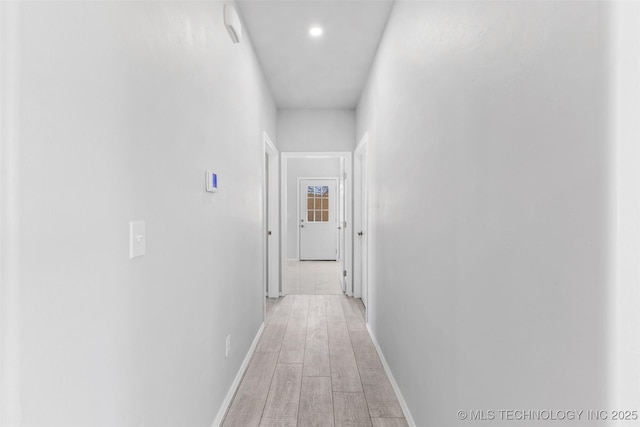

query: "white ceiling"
(236, 0), (394, 109)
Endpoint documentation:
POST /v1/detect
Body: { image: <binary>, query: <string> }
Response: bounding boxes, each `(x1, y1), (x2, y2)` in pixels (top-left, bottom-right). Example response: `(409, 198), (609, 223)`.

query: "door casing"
(280, 152), (353, 296)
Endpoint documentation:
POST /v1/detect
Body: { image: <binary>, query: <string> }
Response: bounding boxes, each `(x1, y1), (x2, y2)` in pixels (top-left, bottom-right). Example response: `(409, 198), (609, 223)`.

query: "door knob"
(357, 231), (363, 236)
(300, 225), (305, 228)
(267, 230), (272, 236)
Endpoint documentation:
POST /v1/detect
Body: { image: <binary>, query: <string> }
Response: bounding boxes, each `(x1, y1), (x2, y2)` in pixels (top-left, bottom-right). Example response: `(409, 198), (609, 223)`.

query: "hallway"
(286, 261), (343, 295)
(223, 294), (406, 426)
(2, 1), (640, 426)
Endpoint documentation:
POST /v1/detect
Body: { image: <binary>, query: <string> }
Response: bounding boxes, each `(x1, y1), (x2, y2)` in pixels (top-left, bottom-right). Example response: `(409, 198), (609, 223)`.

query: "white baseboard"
(211, 322), (265, 427)
(366, 324), (416, 427)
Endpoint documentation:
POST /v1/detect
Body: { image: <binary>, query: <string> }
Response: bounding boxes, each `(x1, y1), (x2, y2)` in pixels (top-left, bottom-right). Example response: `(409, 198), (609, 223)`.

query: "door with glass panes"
(299, 179), (338, 260)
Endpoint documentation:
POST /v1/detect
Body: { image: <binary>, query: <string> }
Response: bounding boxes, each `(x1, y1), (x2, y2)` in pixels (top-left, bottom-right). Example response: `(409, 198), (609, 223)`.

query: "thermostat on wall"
(206, 170), (218, 193)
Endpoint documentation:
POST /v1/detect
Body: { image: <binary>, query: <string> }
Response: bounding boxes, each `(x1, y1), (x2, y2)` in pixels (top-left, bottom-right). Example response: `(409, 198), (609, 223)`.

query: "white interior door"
(360, 150), (368, 308)
(265, 152), (269, 296)
(354, 138), (368, 308)
(299, 179), (338, 261)
(264, 134), (279, 299)
(339, 159), (346, 293)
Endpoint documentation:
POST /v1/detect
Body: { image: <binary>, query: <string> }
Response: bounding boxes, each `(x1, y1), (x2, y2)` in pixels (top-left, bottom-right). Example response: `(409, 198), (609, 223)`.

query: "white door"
(264, 134), (279, 299)
(338, 160), (346, 293)
(360, 150), (368, 308)
(299, 179), (338, 261)
(354, 138), (368, 308)
(265, 152), (269, 296)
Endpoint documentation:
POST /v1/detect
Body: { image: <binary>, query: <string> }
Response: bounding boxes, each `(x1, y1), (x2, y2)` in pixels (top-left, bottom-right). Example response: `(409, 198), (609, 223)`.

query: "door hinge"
(343, 270), (347, 277)
(343, 172), (347, 180)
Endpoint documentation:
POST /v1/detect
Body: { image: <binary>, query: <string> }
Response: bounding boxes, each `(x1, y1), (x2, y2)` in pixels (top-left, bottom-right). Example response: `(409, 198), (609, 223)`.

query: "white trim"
(296, 177), (339, 261)
(354, 132), (368, 156)
(211, 322), (266, 427)
(280, 152), (353, 296)
(367, 324), (416, 427)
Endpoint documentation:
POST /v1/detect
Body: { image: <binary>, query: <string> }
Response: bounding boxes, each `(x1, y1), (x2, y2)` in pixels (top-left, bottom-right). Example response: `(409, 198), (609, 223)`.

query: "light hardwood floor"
(222, 294), (408, 427)
(287, 261), (343, 295)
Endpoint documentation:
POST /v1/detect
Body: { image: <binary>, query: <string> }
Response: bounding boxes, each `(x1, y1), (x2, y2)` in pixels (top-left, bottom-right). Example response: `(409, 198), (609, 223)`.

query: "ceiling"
(236, 0), (394, 109)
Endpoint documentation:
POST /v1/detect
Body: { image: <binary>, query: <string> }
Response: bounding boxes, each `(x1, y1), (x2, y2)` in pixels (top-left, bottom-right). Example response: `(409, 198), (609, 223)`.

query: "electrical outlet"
(225, 335), (231, 358)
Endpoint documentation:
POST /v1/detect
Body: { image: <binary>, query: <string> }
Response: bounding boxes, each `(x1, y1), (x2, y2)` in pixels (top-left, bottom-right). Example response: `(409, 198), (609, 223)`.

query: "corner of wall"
(366, 324), (416, 427)
(210, 322), (265, 427)
(607, 0), (640, 411)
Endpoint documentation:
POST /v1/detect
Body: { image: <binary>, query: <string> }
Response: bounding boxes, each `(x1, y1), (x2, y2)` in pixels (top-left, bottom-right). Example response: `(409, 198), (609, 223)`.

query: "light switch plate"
(129, 221), (146, 259)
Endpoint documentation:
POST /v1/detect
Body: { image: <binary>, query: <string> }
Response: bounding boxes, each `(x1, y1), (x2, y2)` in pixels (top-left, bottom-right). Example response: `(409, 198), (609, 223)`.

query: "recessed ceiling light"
(309, 26), (323, 37)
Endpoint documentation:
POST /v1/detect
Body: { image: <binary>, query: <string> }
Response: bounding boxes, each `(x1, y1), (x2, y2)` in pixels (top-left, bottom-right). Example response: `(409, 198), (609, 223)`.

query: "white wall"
(357, 2), (620, 425)
(610, 1), (640, 412)
(1, 2), (22, 425)
(1, 2), (276, 426)
(286, 158), (340, 260)
(278, 109), (355, 152)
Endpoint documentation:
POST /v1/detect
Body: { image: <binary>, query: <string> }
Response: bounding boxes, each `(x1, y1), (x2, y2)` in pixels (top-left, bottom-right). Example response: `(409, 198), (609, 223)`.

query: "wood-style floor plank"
(222, 352), (278, 427)
(340, 296), (367, 332)
(266, 297), (280, 323)
(363, 382), (404, 418)
(256, 324), (287, 353)
(259, 296), (295, 352)
(371, 418), (409, 427)
(303, 296), (331, 377)
(333, 392), (372, 427)
(328, 321), (363, 392)
(356, 299), (366, 319)
(287, 261), (342, 295)
(349, 331), (386, 385)
(297, 376), (334, 427)
(260, 363), (303, 427)
(308, 292), (327, 318)
(224, 263), (406, 427)
(350, 331), (403, 418)
(279, 296), (310, 364)
(268, 295), (294, 326)
(325, 295), (346, 323)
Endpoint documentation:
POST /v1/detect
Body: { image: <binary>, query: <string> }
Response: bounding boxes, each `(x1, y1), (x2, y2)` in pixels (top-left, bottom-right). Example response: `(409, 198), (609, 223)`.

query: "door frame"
(263, 132), (280, 302)
(280, 152), (353, 296)
(354, 134), (368, 307)
(297, 177), (339, 261)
